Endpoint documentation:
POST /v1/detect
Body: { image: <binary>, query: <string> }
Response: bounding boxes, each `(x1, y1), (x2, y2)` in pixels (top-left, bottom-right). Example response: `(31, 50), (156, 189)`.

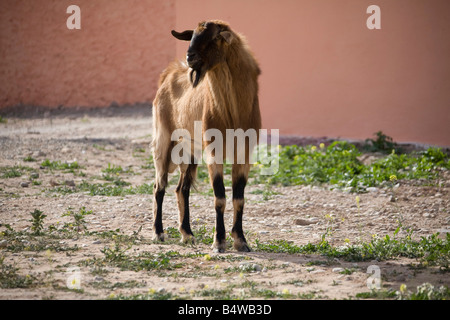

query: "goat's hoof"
(152, 232), (165, 242)
(212, 241), (226, 253)
(181, 234), (196, 244)
(234, 242), (252, 252)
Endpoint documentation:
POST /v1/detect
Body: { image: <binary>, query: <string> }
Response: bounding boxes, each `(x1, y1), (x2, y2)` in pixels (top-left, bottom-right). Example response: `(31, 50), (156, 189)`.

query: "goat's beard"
(189, 68), (203, 88)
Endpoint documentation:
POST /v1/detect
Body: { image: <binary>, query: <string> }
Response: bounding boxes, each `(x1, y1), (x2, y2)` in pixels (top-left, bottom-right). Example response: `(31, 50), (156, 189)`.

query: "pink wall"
(175, 0), (450, 146)
(0, 0), (175, 107)
(1, 1), (449, 146)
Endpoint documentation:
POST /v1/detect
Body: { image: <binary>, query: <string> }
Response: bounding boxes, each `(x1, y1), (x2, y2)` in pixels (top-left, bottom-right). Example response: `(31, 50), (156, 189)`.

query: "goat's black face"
(172, 21), (233, 88)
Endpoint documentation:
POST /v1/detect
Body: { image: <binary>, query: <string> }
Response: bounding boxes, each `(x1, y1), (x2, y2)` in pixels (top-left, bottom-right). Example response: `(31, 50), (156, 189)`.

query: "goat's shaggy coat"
(152, 20), (261, 252)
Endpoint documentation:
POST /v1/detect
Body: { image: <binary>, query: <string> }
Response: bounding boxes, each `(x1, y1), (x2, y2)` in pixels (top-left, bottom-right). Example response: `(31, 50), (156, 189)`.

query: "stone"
(310, 269), (326, 274)
(50, 180), (60, 187)
(294, 218), (317, 226)
(65, 180), (76, 187)
(32, 150), (46, 158)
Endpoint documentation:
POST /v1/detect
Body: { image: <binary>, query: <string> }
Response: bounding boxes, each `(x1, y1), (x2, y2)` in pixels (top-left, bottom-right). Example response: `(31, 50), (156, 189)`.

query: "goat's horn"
(171, 30), (193, 41)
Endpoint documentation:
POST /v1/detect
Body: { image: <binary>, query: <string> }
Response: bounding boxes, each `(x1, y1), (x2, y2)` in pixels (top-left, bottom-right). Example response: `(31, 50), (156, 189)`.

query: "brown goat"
(152, 20), (261, 252)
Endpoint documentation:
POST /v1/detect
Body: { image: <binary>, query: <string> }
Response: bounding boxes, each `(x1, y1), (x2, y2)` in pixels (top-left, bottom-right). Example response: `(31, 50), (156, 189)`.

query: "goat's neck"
(206, 55), (256, 129)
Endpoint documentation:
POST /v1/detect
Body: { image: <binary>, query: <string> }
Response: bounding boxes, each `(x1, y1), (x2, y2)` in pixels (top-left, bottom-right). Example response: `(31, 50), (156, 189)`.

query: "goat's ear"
(220, 31), (233, 44)
(171, 30), (193, 41)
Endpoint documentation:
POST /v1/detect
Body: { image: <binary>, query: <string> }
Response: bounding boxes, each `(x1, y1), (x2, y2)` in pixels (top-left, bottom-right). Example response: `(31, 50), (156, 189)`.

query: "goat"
(151, 20), (261, 252)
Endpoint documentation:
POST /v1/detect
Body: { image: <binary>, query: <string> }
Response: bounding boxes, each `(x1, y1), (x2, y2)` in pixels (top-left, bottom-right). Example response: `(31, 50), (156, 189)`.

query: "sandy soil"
(0, 108), (449, 300)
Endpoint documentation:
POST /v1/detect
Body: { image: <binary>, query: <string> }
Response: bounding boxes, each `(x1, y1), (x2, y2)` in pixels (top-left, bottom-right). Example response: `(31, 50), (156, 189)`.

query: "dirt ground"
(0, 107), (449, 300)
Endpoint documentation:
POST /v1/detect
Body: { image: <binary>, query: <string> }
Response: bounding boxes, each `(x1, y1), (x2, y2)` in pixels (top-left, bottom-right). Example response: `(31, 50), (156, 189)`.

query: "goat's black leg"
(231, 164), (251, 252)
(208, 163), (226, 252)
(153, 182), (166, 241)
(176, 163), (197, 243)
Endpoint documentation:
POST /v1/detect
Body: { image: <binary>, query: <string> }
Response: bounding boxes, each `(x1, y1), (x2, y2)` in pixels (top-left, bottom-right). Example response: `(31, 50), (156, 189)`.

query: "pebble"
(50, 180), (60, 187)
(294, 218), (317, 226)
(0, 240), (8, 248)
(65, 180), (76, 187)
(30, 172), (39, 179)
(258, 230), (269, 235)
(332, 267), (345, 273)
(32, 150), (46, 158)
(367, 187), (379, 193)
(239, 262), (262, 272)
(310, 269), (326, 274)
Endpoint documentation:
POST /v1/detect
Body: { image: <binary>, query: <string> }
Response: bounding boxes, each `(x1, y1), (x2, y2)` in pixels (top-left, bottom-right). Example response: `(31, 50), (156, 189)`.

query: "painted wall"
(176, 0), (450, 147)
(1, 1), (449, 146)
(0, 0), (175, 107)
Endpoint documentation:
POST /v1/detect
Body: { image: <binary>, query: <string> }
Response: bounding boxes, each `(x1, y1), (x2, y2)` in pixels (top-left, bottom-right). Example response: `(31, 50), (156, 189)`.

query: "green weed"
(363, 131), (401, 154)
(102, 163), (133, 175)
(75, 181), (153, 196)
(0, 257), (36, 289)
(41, 159), (82, 171)
(99, 244), (184, 272)
(62, 207), (93, 232)
(253, 141), (449, 192)
(396, 283), (450, 300)
(255, 230), (450, 270)
(0, 165), (33, 178)
(23, 156), (36, 162)
(29, 209), (47, 235)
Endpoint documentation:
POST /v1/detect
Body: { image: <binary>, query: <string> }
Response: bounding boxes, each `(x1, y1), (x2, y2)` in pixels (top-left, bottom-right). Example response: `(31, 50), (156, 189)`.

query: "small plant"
(396, 283), (450, 300)
(98, 246), (183, 272)
(252, 141), (449, 193)
(255, 228), (450, 270)
(363, 131), (401, 154)
(62, 207), (93, 232)
(74, 181), (153, 197)
(0, 165), (33, 178)
(41, 159), (81, 171)
(102, 163), (128, 174)
(40, 159), (85, 177)
(23, 156), (36, 162)
(0, 257), (36, 289)
(29, 209), (46, 235)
